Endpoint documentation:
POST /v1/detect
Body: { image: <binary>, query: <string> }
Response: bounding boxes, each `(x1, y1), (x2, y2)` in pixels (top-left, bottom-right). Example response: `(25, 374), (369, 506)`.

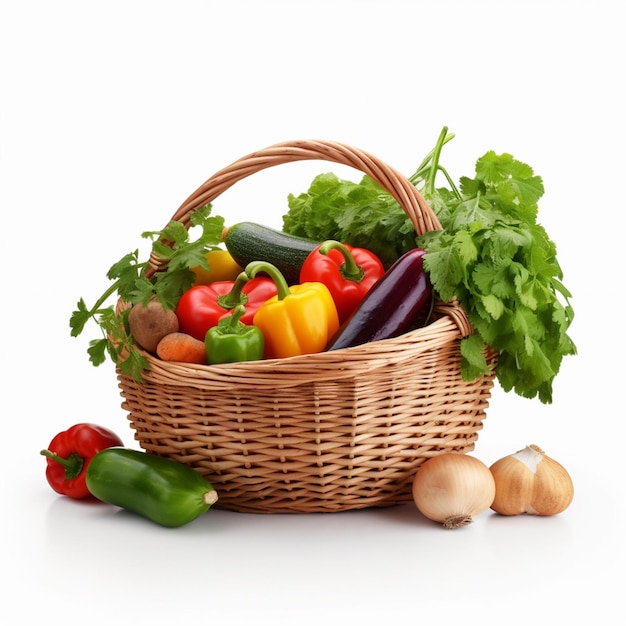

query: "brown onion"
(489, 444), (574, 516)
(412, 453), (496, 529)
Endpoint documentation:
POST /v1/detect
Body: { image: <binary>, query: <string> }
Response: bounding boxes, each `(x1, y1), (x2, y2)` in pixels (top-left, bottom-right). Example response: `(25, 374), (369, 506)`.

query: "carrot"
(156, 332), (208, 364)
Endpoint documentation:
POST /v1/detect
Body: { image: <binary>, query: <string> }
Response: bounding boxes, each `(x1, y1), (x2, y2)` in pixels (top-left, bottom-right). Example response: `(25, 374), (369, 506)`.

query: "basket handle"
(149, 139), (441, 267)
(148, 139), (472, 335)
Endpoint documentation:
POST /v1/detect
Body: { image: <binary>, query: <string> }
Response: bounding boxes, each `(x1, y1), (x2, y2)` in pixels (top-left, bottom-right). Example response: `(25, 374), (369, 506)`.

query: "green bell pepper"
(205, 304), (264, 364)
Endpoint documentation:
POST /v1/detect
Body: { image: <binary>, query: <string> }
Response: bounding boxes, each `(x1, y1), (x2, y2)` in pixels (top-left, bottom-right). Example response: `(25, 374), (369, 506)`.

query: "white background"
(2, 1), (624, 624)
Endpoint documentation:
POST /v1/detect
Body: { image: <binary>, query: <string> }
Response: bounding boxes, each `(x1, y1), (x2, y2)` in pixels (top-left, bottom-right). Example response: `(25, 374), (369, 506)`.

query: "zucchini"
(224, 222), (319, 284)
(85, 447), (218, 528)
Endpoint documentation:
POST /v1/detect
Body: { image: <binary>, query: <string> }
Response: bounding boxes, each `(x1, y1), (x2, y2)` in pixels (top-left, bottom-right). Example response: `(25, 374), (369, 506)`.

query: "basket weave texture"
(117, 140), (498, 514)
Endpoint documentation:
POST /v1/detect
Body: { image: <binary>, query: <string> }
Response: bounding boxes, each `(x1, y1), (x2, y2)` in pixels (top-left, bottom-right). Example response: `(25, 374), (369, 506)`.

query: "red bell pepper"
(299, 240), (385, 323)
(40, 423), (124, 499)
(175, 274), (278, 342)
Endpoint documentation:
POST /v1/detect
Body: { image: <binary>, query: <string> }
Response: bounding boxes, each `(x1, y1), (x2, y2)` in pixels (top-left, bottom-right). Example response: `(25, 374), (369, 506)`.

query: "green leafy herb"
(283, 173), (415, 269)
(282, 128), (576, 403)
(70, 204), (225, 380)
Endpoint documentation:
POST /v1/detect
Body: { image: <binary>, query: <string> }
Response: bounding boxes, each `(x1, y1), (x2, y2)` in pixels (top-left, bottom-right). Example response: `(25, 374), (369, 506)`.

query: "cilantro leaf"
(283, 128), (576, 404)
(69, 297), (91, 337)
(460, 333), (492, 380)
(70, 203), (224, 380)
(419, 147), (575, 403)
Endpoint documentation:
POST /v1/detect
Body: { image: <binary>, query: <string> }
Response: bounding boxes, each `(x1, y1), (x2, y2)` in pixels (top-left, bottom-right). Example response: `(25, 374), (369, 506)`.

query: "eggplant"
(326, 248), (432, 351)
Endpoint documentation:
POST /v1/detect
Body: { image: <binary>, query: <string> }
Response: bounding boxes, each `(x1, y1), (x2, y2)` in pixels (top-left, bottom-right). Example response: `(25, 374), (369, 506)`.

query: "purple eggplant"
(326, 248), (433, 351)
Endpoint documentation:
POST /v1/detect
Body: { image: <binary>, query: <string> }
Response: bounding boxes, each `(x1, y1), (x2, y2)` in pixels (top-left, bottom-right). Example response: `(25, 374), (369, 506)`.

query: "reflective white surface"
(3, 1), (624, 624)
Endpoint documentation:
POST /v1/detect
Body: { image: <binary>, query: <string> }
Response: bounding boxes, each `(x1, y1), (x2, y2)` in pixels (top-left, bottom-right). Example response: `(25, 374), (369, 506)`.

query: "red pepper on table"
(299, 240), (385, 323)
(175, 274), (278, 342)
(40, 423), (124, 499)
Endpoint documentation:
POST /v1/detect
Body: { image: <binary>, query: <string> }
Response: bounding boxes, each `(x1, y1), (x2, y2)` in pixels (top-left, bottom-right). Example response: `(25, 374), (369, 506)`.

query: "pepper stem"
(318, 240), (365, 283)
(40, 450), (85, 480)
(244, 261), (290, 300)
(217, 271), (250, 310)
(217, 304), (247, 334)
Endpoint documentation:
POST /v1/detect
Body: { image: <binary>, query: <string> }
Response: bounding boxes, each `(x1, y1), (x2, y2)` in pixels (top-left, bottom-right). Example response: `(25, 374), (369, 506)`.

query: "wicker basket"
(117, 140), (498, 514)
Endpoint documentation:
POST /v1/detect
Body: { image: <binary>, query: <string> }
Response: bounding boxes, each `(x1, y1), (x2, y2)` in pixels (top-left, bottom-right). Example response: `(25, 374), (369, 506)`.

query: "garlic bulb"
(489, 444), (574, 516)
(411, 453), (496, 529)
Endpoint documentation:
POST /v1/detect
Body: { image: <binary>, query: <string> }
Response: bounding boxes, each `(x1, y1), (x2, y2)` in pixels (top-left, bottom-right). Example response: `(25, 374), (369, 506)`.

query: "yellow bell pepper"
(190, 249), (243, 285)
(245, 261), (339, 359)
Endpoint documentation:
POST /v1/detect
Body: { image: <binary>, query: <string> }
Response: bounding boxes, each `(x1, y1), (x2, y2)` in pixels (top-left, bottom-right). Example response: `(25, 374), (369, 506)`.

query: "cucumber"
(85, 447), (218, 528)
(224, 222), (319, 284)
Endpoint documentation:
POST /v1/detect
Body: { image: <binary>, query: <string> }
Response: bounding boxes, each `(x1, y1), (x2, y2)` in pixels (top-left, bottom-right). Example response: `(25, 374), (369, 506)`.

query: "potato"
(128, 301), (179, 353)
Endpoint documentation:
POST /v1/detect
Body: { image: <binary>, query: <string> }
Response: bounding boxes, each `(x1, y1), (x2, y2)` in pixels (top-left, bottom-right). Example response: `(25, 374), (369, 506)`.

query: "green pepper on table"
(205, 304), (264, 364)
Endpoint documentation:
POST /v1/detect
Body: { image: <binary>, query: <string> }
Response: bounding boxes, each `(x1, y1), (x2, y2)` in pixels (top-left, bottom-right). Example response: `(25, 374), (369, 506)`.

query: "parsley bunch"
(284, 173), (416, 269)
(282, 128), (576, 403)
(70, 204), (225, 380)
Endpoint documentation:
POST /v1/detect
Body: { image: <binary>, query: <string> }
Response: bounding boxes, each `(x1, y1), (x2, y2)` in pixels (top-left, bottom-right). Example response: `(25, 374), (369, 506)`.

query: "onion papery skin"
(489, 444), (574, 516)
(411, 454), (496, 529)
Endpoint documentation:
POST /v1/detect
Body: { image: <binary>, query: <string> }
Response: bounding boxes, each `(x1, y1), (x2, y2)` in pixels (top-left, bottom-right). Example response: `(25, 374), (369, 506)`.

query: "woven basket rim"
(118, 307), (470, 389)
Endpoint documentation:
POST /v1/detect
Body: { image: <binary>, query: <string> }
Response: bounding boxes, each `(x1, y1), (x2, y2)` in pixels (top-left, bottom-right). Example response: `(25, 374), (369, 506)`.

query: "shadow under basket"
(115, 139), (498, 514)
